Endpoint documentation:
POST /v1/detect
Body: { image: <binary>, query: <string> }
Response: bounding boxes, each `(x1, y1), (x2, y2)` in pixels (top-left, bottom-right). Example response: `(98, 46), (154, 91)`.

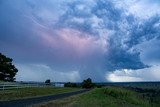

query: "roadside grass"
(103, 86), (150, 107)
(33, 86), (150, 107)
(0, 87), (81, 101)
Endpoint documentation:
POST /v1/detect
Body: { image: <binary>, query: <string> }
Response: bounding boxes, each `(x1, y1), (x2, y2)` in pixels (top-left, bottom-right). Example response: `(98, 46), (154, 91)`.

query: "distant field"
(33, 86), (160, 107)
(0, 87), (81, 101)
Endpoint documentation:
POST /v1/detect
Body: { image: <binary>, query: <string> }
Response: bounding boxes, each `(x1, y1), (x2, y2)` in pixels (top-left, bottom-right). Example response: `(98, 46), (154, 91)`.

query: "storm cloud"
(0, 0), (160, 82)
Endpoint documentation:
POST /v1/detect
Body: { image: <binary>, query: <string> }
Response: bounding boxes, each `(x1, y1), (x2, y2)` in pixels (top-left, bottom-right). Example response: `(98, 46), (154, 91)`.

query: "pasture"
(33, 82), (160, 107)
(0, 86), (80, 101)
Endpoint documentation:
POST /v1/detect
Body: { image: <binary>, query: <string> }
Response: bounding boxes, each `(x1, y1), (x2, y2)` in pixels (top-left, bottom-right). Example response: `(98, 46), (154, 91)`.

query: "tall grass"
(34, 87), (151, 107)
(104, 86), (150, 106)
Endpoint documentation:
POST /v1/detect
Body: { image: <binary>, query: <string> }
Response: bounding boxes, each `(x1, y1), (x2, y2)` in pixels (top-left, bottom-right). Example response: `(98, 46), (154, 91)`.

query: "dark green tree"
(82, 78), (94, 89)
(0, 53), (18, 82)
(45, 79), (51, 85)
(64, 82), (77, 87)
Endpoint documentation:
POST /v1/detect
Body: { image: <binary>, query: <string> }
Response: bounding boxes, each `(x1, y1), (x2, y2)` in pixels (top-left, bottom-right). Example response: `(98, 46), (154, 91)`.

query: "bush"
(45, 79), (51, 85)
(64, 82), (78, 87)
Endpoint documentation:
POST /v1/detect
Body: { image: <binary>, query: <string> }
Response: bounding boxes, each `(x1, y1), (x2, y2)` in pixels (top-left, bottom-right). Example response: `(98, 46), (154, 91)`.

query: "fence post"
(3, 85), (4, 91)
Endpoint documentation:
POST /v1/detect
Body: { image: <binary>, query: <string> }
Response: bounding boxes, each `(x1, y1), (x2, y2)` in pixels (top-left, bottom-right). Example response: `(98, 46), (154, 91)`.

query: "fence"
(0, 82), (49, 90)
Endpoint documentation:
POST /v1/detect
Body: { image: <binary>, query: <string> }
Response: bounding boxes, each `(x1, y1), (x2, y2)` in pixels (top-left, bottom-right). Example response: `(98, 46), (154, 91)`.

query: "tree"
(64, 82), (77, 87)
(0, 53), (18, 82)
(82, 78), (94, 89)
(45, 79), (51, 85)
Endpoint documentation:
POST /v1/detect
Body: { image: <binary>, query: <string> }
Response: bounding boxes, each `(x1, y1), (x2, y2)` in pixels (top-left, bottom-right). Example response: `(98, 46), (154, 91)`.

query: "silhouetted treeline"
(64, 82), (78, 87)
(64, 78), (104, 89)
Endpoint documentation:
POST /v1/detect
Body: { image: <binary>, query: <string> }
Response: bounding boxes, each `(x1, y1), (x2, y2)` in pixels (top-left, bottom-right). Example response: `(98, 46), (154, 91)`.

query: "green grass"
(34, 87), (150, 107)
(103, 87), (150, 107)
(0, 87), (81, 101)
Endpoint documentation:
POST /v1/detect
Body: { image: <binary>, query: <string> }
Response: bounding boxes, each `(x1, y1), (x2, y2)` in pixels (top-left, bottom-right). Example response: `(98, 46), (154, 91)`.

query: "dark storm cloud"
(57, 0), (149, 70)
(127, 15), (160, 47)
(0, 0), (160, 82)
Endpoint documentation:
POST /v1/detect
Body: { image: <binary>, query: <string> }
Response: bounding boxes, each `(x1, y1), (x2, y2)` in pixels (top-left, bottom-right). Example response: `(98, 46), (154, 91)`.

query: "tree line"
(64, 78), (103, 89)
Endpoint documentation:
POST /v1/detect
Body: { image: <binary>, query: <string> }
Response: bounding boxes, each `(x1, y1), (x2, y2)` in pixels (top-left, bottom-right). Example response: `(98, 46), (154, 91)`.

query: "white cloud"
(129, 2), (160, 19)
(15, 64), (53, 82)
(115, 0), (160, 19)
(16, 64), (81, 82)
(106, 69), (143, 82)
(106, 65), (160, 82)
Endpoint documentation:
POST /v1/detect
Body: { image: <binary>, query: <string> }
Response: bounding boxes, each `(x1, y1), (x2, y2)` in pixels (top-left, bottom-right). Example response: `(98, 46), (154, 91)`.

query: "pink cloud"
(38, 28), (105, 60)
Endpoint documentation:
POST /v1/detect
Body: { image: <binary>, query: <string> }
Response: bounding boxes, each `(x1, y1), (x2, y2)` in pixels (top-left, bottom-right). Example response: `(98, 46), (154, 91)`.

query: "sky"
(0, 0), (160, 82)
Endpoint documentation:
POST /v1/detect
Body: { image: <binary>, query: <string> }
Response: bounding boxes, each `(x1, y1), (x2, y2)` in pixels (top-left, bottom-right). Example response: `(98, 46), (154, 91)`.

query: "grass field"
(0, 87), (81, 101)
(33, 86), (152, 107)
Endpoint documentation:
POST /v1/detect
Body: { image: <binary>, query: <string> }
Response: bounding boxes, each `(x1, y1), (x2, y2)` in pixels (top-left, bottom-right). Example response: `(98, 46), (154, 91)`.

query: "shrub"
(64, 82), (77, 87)
(45, 79), (51, 85)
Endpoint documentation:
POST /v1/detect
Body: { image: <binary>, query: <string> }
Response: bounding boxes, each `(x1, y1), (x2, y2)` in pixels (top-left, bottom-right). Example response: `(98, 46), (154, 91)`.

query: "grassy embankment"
(0, 87), (81, 101)
(33, 86), (152, 107)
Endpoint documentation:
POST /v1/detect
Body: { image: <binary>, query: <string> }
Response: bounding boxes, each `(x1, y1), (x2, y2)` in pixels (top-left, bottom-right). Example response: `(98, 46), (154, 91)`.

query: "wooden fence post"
(3, 85), (4, 91)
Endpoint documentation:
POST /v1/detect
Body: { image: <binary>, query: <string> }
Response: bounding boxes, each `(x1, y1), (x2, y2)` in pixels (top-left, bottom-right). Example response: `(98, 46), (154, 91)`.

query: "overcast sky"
(0, 0), (160, 82)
